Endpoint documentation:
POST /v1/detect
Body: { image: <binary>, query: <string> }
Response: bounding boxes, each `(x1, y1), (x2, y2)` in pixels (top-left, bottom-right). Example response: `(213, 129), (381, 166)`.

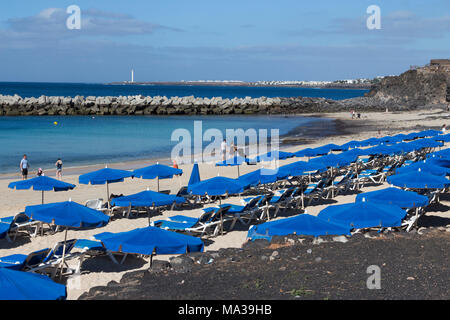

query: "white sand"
(1, 110), (449, 299)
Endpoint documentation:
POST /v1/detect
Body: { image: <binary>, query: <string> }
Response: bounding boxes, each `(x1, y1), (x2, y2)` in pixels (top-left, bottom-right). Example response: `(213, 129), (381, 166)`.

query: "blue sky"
(0, 0), (449, 82)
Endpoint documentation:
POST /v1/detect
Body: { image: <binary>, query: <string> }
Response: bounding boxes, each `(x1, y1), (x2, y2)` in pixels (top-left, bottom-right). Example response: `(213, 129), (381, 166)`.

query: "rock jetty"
(0, 94), (340, 116)
(0, 93), (436, 116)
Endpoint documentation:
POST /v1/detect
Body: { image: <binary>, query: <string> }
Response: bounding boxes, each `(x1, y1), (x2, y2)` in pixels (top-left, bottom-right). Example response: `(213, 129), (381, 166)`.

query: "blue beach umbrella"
(428, 148), (450, 158)
(294, 148), (316, 158)
(24, 200), (109, 278)
(339, 140), (361, 150)
(395, 161), (449, 176)
(387, 170), (450, 189)
(391, 133), (407, 141)
(276, 161), (326, 178)
(360, 144), (397, 156)
(409, 138), (443, 149)
(249, 151), (295, 163)
(403, 132), (421, 141)
(79, 167), (133, 185)
(79, 167), (133, 207)
(339, 148), (365, 159)
(355, 187), (429, 209)
(8, 175), (75, 204)
(294, 144), (340, 158)
(309, 153), (354, 168)
(132, 164), (183, 192)
(433, 133), (450, 142)
(427, 157), (450, 168)
(110, 190), (186, 208)
(247, 213), (351, 241)
(188, 163), (201, 186)
(188, 176), (245, 197)
(310, 144), (343, 156)
(188, 176), (245, 235)
(94, 226), (204, 265)
(359, 137), (382, 147)
(215, 156), (246, 177)
(382, 136), (402, 144)
(0, 268), (66, 300)
(420, 129), (442, 137)
(24, 200), (110, 228)
(318, 200), (406, 229)
(394, 142), (419, 154)
(238, 168), (279, 188)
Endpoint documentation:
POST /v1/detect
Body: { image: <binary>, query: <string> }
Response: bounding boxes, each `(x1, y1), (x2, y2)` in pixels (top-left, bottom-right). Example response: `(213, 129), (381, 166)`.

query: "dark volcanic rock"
(169, 255), (195, 273)
(367, 65), (450, 106)
(79, 231), (449, 300)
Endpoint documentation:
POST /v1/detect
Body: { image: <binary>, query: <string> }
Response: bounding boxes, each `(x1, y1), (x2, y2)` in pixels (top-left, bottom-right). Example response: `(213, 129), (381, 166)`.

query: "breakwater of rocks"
(0, 94), (435, 116)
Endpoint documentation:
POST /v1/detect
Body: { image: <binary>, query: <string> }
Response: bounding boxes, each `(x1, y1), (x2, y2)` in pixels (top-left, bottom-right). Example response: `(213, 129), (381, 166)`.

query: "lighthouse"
(131, 69), (134, 83)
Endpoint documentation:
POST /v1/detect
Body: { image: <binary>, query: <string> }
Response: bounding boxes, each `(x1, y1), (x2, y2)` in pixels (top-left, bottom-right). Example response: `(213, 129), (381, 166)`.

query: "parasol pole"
(219, 196), (224, 236)
(59, 227), (68, 281)
(106, 181), (110, 211)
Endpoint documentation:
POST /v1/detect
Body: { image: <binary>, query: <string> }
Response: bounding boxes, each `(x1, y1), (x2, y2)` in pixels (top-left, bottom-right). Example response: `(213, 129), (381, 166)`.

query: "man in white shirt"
(20, 154), (29, 180)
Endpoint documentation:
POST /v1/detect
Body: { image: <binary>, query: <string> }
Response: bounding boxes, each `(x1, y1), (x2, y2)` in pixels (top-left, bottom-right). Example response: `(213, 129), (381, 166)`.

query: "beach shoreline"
(0, 114), (338, 179)
(1, 110), (445, 180)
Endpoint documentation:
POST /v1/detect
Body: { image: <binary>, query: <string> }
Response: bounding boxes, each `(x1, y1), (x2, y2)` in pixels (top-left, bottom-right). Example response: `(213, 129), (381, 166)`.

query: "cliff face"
(367, 66), (450, 106)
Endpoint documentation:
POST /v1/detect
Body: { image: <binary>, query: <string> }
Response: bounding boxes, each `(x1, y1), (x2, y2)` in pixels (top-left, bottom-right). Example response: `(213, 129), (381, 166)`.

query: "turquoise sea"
(0, 115), (333, 174)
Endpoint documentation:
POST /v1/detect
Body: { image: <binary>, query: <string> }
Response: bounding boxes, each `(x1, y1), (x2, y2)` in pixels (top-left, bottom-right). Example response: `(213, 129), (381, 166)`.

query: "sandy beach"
(1, 109), (449, 300)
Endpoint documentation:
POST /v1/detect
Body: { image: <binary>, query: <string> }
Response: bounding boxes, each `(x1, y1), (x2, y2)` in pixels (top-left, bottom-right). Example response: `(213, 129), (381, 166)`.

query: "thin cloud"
(285, 11), (450, 42)
(3, 7), (182, 45)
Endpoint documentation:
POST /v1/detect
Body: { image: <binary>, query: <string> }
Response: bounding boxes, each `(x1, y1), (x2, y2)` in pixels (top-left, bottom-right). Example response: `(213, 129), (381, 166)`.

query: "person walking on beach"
(442, 124), (447, 134)
(230, 142), (237, 157)
(221, 139), (227, 161)
(377, 129), (382, 138)
(55, 158), (63, 180)
(20, 154), (29, 180)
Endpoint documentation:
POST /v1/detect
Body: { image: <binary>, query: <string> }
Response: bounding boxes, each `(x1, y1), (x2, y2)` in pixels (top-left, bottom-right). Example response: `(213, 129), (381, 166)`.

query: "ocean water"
(0, 115), (331, 174)
(0, 82), (368, 100)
